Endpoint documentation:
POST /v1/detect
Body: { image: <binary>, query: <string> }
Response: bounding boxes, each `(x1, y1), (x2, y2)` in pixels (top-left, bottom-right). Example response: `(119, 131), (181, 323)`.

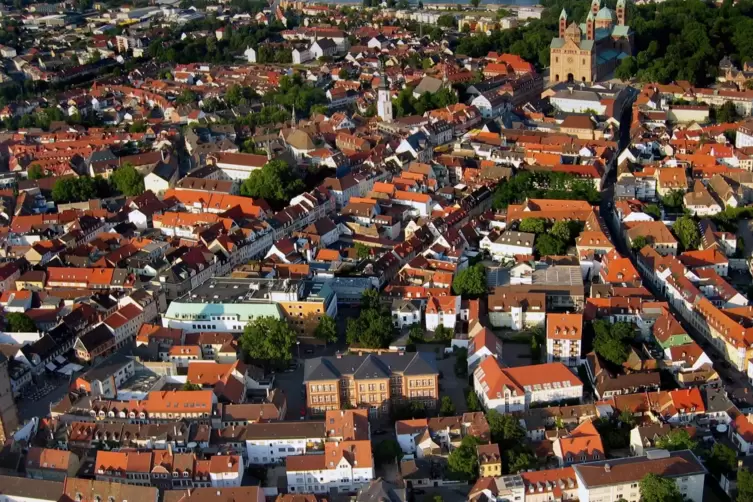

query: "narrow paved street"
(600, 95), (752, 390)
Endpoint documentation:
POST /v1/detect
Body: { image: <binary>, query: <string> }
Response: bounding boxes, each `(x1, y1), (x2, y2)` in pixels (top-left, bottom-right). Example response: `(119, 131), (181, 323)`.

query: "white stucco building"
(245, 422), (326, 465)
(480, 231), (535, 261)
(286, 441), (374, 494)
(573, 450), (705, 502)
(473, 359), (582, 413)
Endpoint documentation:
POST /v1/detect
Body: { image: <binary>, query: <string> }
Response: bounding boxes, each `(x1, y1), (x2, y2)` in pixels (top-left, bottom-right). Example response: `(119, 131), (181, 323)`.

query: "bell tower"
(559, 8), (567, 38)
(377, 60), (393, 123)
(591, 0), (600, 15)
(586, 10), (595, 41)
(616, 0), (626, 26)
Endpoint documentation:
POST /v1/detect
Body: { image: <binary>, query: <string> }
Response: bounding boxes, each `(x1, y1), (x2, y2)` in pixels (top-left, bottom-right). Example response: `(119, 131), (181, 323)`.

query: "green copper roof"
(596, 6), (615, 20)
(611, 25), (631, 37)
(164, 301), (283, 321)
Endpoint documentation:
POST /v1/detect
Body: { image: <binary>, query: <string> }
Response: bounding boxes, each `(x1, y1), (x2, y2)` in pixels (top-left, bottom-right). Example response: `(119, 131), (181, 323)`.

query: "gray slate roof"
(304, 352), (438, 382)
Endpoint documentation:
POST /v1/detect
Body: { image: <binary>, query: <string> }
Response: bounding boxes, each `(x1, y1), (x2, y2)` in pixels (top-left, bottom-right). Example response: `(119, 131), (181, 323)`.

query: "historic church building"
(550, 0), (633, 84)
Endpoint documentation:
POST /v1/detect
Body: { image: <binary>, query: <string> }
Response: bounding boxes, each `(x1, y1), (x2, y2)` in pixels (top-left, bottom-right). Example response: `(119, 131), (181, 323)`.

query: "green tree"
(618, 409), (636, 428)
(673, 215), (701, 251)
(5, 313), (36, 332)
(655, 429), (697, 452)
(535, 234), (565, 257)
(52, 177), (100, 204)
(437, 14), (455, 27)
(240, 316), (297, 369)
(738, 467), (753, 502)
(434, 325), (454, 342)
(707, 443), (737, 478)
(506, 449), (535, 473)
(452, 264), (487, 298)
(373, 439), (402, 466)
(176, 88), (198, 105)
(314, 315), (338, 344)
(408, 323), (424, 344)
(487, 410), (525, 445)
(630, 235), (650, 252)
(360, 288), (382, 311)
(550, 220), (573, 243)
(239, 160), (305, 205)
(440, 396), (456, 416)
(466, 390), (482, 411)
(639, 473), (683, 502)
(338, 68), (348, 80)
(354, 242), (371, 260)
(615, 56), (638, 81)
(346, 309), (393, 348)
(661, 190), (685, 209)
(593, 320), (634, 366)
(716, 101), (739, 123)
(518, 217), (547, 234)
(644, 203), (662, 220)
(470, 0), (480, 8)
(110, 164), (145, 196)
(447, 435), (481, 480)
(182, 382), (203, 391)
(27, 164), (45, 180)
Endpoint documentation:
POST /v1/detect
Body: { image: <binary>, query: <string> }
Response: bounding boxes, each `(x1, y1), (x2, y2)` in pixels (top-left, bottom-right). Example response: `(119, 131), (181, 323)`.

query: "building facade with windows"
(303, 353), (439, 418)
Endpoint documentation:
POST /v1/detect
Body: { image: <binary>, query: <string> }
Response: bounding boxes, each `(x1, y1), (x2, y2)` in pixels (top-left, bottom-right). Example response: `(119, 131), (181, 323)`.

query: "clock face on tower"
(567, 56), (574, 63)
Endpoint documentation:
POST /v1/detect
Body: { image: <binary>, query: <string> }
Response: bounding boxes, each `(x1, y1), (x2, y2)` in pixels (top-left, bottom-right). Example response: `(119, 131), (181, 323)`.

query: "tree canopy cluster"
(110, 164), (145, 197)
(447, 436), (482, 480)
(263, 74), (328, 119)
(393, 87), (458, 117)
(487, 410), (536, 474)
(51, 164), (145, 204)
(712, 206), (753, 232)
(739, 467), (753, 502)
(4, 313), (36, 333)
(518, 217), (584, 258)
(346, 290), (394, 349)
(314, 315), (338, 344)
(672, 215), (701, 251)
(492, 171), (600, 209)
(640, 473), (683, 502)
(239, 160), (306, 207)
(240, 316), (297, 369)
(148, 19), (287, 65)
(52, 176), (111, 204)
(614, 0), (753, 85)
(592, 320), (635, 366)
(452, 264), (487, 298)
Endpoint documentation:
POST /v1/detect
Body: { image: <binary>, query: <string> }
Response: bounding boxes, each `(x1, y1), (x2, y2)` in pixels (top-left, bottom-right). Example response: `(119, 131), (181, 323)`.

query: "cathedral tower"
(616, 0), (626, 26)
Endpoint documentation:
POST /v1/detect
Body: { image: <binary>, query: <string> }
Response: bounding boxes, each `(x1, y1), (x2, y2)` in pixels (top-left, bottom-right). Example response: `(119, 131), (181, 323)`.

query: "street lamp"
(296, 341), (301, 360)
